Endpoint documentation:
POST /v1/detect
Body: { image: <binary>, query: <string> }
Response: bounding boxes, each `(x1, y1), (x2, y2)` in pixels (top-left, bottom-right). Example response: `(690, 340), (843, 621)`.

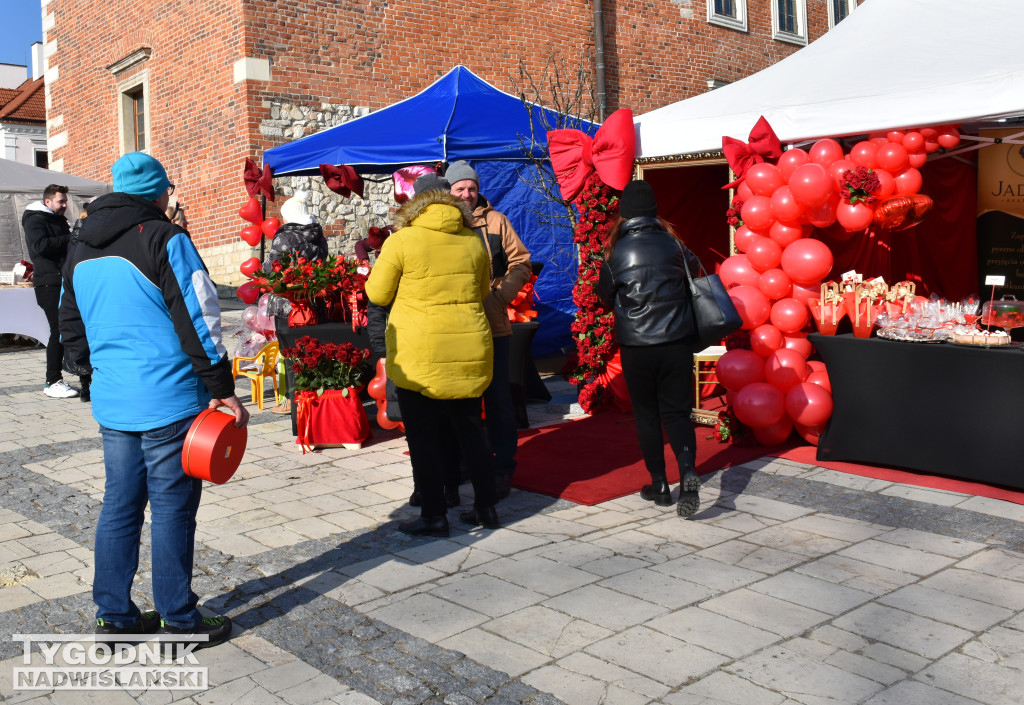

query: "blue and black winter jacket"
(60, 193), (234, 431)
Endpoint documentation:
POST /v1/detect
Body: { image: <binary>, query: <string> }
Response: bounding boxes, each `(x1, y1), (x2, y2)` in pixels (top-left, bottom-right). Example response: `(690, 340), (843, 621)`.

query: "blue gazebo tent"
(263, 66), (596, 356)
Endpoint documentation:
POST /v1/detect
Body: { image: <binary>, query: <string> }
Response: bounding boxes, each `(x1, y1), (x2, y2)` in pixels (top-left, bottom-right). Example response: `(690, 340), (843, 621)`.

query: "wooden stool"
(692, 345), (726, 425)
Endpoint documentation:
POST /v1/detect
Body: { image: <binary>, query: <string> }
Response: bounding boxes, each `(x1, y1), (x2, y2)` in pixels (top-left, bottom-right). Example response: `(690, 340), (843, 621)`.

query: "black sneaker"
(95, 611), (161, 644)
(160, 615), (233, 650)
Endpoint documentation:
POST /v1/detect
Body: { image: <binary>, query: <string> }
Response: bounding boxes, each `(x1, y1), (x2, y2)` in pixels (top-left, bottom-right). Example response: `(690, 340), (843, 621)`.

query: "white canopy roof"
(634, 0), (1024, 159)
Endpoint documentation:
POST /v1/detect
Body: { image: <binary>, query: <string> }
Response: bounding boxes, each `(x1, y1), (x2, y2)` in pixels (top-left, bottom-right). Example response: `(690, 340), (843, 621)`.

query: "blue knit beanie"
(112, 152), (171, 201)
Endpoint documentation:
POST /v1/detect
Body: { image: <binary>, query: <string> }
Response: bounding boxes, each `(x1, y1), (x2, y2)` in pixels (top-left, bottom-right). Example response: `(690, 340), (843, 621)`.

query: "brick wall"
(47, 0), (839, 285)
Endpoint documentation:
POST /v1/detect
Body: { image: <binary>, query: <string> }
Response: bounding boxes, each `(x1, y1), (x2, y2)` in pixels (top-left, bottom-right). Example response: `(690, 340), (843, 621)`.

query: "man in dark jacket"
(23, 184), (78, 398)
(61, 152), (248, 648)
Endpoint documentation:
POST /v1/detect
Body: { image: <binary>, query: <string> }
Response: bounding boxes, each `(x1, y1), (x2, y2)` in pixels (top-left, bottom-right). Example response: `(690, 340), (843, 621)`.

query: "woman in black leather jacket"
(597, 180), (701, 517)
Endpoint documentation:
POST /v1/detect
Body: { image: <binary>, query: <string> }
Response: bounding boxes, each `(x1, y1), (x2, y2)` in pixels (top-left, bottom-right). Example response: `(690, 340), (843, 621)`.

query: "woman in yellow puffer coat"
(365, 176), (498, 536)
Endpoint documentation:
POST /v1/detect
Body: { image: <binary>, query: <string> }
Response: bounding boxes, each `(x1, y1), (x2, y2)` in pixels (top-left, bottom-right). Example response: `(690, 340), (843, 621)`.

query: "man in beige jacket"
(448, 161), (531, 499)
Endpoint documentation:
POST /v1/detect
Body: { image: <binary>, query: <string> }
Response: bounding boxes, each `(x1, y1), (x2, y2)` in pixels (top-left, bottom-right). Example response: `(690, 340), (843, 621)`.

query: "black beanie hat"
(412, 173), (451, 195)
(619, 180), (658, 219)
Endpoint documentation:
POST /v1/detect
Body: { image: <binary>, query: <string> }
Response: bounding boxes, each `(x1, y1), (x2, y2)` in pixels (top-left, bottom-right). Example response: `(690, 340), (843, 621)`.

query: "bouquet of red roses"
(281, 336), (370, 396)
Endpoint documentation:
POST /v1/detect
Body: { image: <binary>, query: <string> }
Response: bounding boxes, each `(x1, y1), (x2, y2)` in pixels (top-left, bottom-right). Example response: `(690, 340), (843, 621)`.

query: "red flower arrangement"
(725, 196), (744, 227)
(562, 171), (620, 414)
(839, 167), (882, 205)
(281, 336), (370, 396)
(250, 253), (371, 328)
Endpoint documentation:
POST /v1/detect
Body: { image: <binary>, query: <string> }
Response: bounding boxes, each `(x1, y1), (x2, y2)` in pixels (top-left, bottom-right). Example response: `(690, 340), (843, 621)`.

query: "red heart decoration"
(238, 197), (263, 225)
(236, 281), (261, 304)
(239, 257), (261, 278)
(873, 194), (934, 231)
(240, 225), (262, 246)
(261, 217), (281, 238)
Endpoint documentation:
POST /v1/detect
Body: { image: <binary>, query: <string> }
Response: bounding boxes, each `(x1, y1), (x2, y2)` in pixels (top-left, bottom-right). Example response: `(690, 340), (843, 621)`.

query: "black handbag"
(677, 243), (743, 349)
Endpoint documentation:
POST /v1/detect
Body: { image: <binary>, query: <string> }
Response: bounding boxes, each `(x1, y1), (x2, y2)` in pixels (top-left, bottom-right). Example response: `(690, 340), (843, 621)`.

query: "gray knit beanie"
(445, 160), (478, 186)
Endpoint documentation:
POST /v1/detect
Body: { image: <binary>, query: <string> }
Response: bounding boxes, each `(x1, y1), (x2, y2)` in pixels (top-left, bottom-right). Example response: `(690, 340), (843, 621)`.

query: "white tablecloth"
(0, 287), (50, 345)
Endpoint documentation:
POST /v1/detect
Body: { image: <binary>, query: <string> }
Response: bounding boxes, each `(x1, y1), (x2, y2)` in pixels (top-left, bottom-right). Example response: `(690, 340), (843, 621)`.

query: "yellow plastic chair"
(232, 341), (280, 410)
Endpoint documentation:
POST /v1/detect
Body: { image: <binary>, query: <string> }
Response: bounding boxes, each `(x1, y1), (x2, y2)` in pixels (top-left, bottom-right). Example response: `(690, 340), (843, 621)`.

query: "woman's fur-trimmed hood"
(394, 188), (475, 231)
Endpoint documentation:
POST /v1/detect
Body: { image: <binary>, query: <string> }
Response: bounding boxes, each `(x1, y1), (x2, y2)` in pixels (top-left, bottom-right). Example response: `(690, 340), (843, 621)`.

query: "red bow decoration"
(243, 158), (275, 201)
(319, 164), (365, 199)
(721, 116), (783, 189)
(548, 108), (635, 202)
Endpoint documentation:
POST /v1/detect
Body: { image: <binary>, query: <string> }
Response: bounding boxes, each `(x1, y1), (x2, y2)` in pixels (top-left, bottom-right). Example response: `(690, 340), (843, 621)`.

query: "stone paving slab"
(3, 317), (1024, 704)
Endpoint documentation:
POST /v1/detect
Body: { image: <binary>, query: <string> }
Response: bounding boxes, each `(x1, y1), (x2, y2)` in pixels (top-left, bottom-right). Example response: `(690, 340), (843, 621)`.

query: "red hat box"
(182, 409), (247, 484)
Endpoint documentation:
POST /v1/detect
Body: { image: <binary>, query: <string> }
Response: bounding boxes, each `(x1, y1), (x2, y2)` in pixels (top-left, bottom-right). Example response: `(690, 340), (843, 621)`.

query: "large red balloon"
(903, 131), (924, 152)
(805, 193), (840, 229)
(745, 163), (785, 196)
(777, 149), (810, 182)
(849, 141), (879, 169)
(238, 197), (263, 225)
(734, 225), (761, 253)
(260, 217), (281, 238)
(781, 238), (834, 285)
(237, 281), (262, 304)
(754, 416), (794, 446)
(806, 370), (832, 394)
(741, 196), (776, 232)
(785, 382), (834, 427)
(736, 180), (755, 202)
(769, 221), (807, 249)
(789, 163), (834, 209)
(907, 152), (928, 169)
(240, 257), (261, 278)
(836, 201), (874, 232)
(886, 131), (906, 144)
(875, 169), (896, 198)
(719, 254), (761, 289)
(783, 333), (813, 359)
(806, 360), (827, 375)
(894, 167), (923, 195)
(875, 143), (909, 173)
(758, 268), (792, 300)
(240, 225), (263, 247)
(809, 139), (844, 167)
(716, 349), (765, 391)
(734, 382), (786, 428)
(770, 297), (810, 333)
(937, 127), (960, 149)
(764, 348), (809, 392)
(770, 186), (804, 223)
(794, 421), (826, 446)
(749, 324), (785, 358)
(729, 285), (772, 329)
(746, 237), (783, 273)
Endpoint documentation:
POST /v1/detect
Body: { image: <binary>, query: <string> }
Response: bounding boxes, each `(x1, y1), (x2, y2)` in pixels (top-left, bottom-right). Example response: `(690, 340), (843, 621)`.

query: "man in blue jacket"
(60, 152), (248, 648)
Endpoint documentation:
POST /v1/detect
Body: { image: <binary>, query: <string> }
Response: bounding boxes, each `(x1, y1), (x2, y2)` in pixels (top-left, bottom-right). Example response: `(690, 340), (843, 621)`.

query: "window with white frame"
(828, 0), (857, 28)
(108, 48), (152, 156)
(708, 0), (747, 33)
(772, 0), (808, 46)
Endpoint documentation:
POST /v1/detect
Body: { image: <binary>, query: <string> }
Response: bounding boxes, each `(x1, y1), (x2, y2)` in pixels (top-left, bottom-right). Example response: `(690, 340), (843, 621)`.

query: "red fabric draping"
(243, 158), (275, 201)
(548, 109), (635, 202)
(721, 116), (783, 189)
(319, 164), (365, 199)
(817, 156), (978, 299)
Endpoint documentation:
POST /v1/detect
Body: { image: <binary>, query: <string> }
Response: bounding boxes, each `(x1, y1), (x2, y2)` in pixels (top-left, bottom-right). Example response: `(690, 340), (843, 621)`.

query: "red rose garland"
(562, 172), (620, 414)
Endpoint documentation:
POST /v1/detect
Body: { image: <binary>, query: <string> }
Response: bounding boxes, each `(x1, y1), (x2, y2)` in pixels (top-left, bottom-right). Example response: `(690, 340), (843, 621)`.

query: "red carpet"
(512, 411), (1024, 507)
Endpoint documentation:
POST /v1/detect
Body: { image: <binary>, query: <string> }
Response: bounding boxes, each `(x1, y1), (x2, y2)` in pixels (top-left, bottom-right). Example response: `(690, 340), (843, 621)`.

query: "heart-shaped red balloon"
(261, 217), (281, 238)
(238, 197), (263, 225)
(872, 194), (934, 231)
(236, 281), (261, 304)
(239, 257), (261, 278)
(240, 225), (262, 246)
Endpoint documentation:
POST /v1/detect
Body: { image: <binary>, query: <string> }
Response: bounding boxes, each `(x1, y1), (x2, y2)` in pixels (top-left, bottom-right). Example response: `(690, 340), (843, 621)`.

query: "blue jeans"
(484, 336), (517, 477)
(94, 416), (202, 630)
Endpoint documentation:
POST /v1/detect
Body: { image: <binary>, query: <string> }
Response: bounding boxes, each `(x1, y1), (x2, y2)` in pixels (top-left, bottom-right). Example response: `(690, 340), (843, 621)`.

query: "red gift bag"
(288, 300), (318, 327)
(295, 388), (371, 452)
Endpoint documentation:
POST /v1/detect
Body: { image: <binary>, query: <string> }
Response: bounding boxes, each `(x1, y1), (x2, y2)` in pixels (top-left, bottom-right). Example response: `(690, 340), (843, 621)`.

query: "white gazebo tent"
(634, 0), (1024, 160)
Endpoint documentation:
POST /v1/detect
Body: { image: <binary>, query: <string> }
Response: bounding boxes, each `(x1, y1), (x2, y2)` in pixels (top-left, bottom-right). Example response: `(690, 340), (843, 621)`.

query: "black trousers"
(396, 388), (496, 518)
(34, 284), (64, 385)
(619, 341), (697, 481)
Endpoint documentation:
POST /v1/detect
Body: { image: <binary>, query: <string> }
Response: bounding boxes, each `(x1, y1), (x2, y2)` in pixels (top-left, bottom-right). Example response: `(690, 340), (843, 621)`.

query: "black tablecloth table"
(810, 333), (1024, 489)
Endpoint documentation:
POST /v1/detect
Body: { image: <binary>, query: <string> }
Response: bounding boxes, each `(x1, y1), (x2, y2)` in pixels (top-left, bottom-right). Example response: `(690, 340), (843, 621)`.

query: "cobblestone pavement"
(2, 307), (1023, 704)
